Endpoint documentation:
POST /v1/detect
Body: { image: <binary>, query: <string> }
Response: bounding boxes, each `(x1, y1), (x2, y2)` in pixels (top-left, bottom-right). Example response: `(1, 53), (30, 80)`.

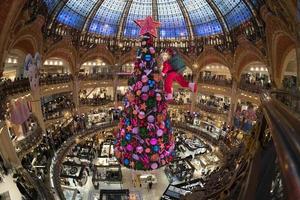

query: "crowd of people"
(80, 89), (113, 106)
(0, 78), (30, 120)
(233, 104), (257, 133)
(78, 73), (114, 81)
(240, 74), (271, 93)
(199, 75), (232, 87)
(197, 95), (230, 114)
(42, 94), (74, 120)
(40, 74), (72, 85)
(190, 144), (246, 199)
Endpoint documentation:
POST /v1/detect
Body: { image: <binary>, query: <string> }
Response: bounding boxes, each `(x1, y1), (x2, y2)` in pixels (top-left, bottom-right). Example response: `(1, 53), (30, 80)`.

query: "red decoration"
(134, 16), (160, 38)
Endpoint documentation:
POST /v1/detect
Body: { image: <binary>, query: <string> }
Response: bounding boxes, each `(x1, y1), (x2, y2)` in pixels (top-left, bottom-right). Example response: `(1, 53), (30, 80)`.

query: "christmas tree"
(114, 17), (175, 170)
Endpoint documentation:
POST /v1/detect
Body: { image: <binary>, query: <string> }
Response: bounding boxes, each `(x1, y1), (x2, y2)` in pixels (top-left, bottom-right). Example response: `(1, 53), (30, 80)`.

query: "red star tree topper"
(134, 16), (160, 38)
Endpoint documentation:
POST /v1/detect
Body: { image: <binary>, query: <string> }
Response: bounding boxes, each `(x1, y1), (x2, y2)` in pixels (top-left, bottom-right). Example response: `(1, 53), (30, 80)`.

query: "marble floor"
(0, 174), (22, 200)
(62, 167), (170, 200)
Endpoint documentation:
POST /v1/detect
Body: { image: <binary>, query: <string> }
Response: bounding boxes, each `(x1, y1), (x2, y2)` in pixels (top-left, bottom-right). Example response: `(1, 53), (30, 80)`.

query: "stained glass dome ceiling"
(43, 0), (259, 39)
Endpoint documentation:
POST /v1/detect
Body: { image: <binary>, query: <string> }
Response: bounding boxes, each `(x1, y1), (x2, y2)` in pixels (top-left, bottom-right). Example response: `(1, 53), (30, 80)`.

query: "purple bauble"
(132, 154), (139, 160)
(142, 85), (149, 93)
(132, 127), (139, 134)
(157, 129), (163, 137)
(147, 115), (155, 123)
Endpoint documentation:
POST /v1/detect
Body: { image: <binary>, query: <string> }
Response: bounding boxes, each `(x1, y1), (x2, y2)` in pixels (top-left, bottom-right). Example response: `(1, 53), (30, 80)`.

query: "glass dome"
(43, 0), (259, 39)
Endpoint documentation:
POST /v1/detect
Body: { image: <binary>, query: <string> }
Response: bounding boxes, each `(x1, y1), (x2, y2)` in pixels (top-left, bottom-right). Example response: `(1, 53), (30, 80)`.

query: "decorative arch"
(80, 45), (116, 66)
(260, 5), (296, 87)
(44, 39), (78, 74)
(9, 35), (38, 55)
(118, 48), (137, 66)
(279, 48), (296, 82)
(271, 32), (296, 85)
(0, 0), (27, 75)
(234, 36), (266, 80)
(196, 46), (231, 72)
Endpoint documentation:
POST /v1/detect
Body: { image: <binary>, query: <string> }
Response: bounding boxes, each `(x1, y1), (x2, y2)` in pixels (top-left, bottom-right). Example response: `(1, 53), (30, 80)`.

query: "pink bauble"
(136, 81), (143, 89)
(126, 144), (133, 151)
(138, 111), (145, 119)
(141, 93), (148, 101)
(150, 138), (157, 145)
(141, 75), (148, 83)
(149, 47), (156, 54)
(151, 163), (158, 169)
(159, 122), (165, 129)
(145, 148), (151, 153)
(157, 129), (163, 137)
(147, 115), (155, 123)
(136, 146), (143, 154)
(156, 93), (162, 101)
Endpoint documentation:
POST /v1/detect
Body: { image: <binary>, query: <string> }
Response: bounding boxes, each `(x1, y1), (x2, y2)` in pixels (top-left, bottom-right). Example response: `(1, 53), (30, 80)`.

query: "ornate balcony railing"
(40, 74), (72, 85)
(198, 78), (233, 87)
(238, 90), (300, 199)
(196, 103), (229, 115)
(78, 73), (114, 81)
(239, 82), (271, 94)
(14, 126), (43, 159)
(80, 98), (113, 107)
(271, 90), (300, 115)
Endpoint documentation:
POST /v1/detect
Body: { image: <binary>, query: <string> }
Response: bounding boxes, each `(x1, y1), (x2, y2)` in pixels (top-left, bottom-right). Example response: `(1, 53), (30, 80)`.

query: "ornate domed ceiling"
(43, 0), (260, 40)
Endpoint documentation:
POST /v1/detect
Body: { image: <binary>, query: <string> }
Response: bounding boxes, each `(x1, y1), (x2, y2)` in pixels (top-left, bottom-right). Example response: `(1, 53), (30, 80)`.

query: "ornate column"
(296, 21), (300, 89)
(113, 65), (119, 108)
(227, 78), (238, 126)
(0, 121), (21, 169)
(26, 54), (46, 134)
(190, 70), (200, 112)
(72, 70), (80, 111)
(30, 95), (46, 134)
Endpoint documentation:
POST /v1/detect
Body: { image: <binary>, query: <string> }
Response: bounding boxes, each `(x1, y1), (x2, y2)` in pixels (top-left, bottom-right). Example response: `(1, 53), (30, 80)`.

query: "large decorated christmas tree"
(114, 16), (175, 170)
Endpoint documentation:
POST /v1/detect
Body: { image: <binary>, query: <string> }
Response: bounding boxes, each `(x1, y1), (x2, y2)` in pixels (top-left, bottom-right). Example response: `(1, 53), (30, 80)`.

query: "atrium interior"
(0, 0), (299, 200)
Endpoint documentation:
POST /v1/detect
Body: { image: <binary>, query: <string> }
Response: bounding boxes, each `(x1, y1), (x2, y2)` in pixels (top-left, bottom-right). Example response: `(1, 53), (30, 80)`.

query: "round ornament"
(132, 127), (139, 134)
(138, 111), (145, 119)
(126, 144), (133, 151)
(136, 146), (143, 154)
(150, 138), (158, 145)
(136, 90), (141, 96)
(125, 133), (132, 141)
(153, 145), (159, 152)
(149, 47), (156, 54)
(151, 162), (158, 169)
(151, 154), (159, 162)
(147, 115), (155, 123)
(145, 148), (151, 153)
(141, 93), (149, 101)
(156, 93), (162, 101)
(157, 129), (163, 137)
(124, 159), (130, 166)
(132, 154), (139, 160)
(141, 85), (149, 93)
(141, 75), (148, 83)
